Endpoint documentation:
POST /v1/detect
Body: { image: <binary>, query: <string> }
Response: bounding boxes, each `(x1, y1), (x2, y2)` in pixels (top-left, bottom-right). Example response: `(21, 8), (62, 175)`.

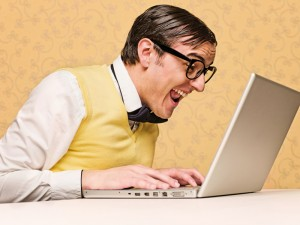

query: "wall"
(0, 0), (299, 188)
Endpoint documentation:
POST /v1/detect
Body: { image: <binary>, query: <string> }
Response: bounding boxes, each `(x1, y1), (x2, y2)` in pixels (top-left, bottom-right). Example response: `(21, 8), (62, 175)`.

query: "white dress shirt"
(0, 56), (142, 202)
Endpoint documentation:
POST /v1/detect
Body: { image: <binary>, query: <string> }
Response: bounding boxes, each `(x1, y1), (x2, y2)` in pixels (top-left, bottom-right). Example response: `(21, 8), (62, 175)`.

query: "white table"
(1, 189), (299, 225)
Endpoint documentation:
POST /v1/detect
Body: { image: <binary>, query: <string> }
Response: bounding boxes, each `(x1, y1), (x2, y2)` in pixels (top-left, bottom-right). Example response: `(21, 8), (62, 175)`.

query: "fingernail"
(191, 180), (197, 186)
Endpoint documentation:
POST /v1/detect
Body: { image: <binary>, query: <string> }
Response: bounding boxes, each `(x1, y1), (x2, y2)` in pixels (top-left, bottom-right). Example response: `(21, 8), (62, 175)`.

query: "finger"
(160, 168), (200, 186)
(133, 179), (157, 190)
(133, 175), (170, 190)
(181, 168), (205, 184)
(134, 165), (180, 188)
(177, 173), (198, 187)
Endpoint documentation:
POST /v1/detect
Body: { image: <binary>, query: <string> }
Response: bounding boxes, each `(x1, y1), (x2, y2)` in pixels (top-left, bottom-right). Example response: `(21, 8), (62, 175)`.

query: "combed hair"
(121, 4), (217, 65)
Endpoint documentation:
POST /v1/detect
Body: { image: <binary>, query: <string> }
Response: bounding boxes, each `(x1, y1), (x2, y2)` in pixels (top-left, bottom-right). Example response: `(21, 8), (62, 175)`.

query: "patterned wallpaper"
(0, 0), (299, 188)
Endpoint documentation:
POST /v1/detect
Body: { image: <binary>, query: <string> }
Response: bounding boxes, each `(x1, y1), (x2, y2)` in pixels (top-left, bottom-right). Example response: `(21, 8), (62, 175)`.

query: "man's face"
(140, 40), (216, 119)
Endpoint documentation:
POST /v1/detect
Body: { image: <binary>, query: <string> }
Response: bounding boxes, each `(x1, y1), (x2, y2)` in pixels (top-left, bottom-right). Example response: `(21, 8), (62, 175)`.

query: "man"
(0, 4), (217, 202)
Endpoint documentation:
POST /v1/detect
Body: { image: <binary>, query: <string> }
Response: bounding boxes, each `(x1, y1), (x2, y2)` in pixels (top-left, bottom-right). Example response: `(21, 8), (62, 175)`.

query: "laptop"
(83, 73), (300, 198)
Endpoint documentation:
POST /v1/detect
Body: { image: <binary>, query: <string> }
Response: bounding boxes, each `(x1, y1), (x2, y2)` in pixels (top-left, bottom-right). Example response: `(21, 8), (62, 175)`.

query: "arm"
(82, 165), (204, 190)
(0, 71), (85, 202)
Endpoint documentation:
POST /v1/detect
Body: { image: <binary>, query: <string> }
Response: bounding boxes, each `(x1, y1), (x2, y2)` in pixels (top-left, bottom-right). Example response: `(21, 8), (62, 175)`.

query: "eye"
(189, 64), (196, 72)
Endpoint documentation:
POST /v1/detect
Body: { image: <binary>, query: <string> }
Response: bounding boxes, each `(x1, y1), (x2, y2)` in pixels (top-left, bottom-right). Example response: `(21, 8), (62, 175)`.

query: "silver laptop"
(83, 73), (300, 198)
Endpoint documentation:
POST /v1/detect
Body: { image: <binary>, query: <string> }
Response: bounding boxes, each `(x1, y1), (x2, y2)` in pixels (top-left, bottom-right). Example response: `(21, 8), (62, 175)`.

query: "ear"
(137, 38), (154, 68)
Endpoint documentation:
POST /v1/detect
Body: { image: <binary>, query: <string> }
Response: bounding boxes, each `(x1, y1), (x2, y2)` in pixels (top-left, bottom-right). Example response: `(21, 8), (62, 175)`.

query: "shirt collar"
(108, 56), (142, 112)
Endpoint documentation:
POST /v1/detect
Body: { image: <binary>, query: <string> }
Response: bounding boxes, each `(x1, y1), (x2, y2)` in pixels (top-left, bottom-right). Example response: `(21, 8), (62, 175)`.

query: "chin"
(156, 109), (173, 119)
(151, 103), (174, 119)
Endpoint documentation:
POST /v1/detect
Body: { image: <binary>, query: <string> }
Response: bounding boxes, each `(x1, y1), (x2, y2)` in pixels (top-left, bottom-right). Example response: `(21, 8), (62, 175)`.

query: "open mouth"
(171, 89), (187, 103)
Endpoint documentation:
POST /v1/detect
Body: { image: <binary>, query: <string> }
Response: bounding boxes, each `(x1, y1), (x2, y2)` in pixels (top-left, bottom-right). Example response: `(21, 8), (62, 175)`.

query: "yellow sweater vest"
(51, 65), (159, 171)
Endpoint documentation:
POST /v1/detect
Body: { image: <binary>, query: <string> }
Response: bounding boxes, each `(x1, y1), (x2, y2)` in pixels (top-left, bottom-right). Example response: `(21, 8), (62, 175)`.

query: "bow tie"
(128, 105), (168, 123)
(110, 64), (167, 124)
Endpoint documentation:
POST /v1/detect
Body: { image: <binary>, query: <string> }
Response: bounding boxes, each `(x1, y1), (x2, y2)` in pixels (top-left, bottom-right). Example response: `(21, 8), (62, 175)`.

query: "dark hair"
(121, 4), (217, 65)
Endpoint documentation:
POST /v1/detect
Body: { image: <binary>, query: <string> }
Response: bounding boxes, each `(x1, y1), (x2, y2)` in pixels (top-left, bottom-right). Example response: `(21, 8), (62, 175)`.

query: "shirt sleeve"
(0, 70), (86, 202)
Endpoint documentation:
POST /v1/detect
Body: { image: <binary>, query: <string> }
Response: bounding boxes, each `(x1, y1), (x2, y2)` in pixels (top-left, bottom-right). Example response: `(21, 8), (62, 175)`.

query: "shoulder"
(30, 70), (80, 98)
(28, 70), (85, 118)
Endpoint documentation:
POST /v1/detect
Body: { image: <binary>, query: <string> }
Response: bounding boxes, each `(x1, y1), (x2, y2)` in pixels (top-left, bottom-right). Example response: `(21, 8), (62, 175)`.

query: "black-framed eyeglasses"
(152, 40), (217, 83)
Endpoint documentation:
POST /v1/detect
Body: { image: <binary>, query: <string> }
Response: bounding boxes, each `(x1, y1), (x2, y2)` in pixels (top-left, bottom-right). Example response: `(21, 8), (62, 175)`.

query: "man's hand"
(82, 165), (204, 190)
(158, 168), (204, 187)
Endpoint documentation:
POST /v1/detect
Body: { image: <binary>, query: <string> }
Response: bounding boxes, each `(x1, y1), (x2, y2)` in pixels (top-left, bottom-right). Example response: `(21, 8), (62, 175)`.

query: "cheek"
(149, 57), (187, 95)
(159, 62), (186, 83)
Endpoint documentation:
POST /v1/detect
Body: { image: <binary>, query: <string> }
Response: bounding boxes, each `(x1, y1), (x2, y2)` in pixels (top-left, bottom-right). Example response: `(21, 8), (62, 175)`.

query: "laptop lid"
(83, 73), (299, 198)
(198, 73), (300, 197)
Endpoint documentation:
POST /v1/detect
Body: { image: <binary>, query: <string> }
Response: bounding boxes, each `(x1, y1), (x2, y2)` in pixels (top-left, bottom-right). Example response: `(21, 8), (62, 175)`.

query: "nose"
(189, 74), (205, 92)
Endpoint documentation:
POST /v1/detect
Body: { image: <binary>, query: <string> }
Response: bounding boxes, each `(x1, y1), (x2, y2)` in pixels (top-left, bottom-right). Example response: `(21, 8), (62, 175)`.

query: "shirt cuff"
(50, 170), (82, 200)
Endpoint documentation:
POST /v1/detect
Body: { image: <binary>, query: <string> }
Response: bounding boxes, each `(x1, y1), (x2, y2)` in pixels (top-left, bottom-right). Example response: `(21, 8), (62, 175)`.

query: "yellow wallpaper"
(0, 0), (299, 188)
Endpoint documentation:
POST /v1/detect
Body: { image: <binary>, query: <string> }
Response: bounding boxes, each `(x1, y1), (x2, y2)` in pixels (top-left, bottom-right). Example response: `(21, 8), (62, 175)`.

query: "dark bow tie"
(110, 64), (167, 124)
(128, 105), (168, 123)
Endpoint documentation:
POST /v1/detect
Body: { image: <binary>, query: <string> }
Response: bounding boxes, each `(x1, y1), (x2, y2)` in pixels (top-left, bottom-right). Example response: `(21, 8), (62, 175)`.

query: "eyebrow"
(187, 53), (214, 67)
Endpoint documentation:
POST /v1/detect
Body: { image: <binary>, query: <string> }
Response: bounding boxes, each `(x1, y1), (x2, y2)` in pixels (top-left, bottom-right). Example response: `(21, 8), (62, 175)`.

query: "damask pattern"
(0, 0), (299, 188)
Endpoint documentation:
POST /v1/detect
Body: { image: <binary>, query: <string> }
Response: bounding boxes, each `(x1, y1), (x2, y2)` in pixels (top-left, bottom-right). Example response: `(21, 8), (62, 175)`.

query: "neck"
(124, 63), (148, 105)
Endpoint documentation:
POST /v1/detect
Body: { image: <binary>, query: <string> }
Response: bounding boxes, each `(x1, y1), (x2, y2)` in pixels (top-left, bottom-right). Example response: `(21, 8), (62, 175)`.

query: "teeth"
(173, 89), (187, 98)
